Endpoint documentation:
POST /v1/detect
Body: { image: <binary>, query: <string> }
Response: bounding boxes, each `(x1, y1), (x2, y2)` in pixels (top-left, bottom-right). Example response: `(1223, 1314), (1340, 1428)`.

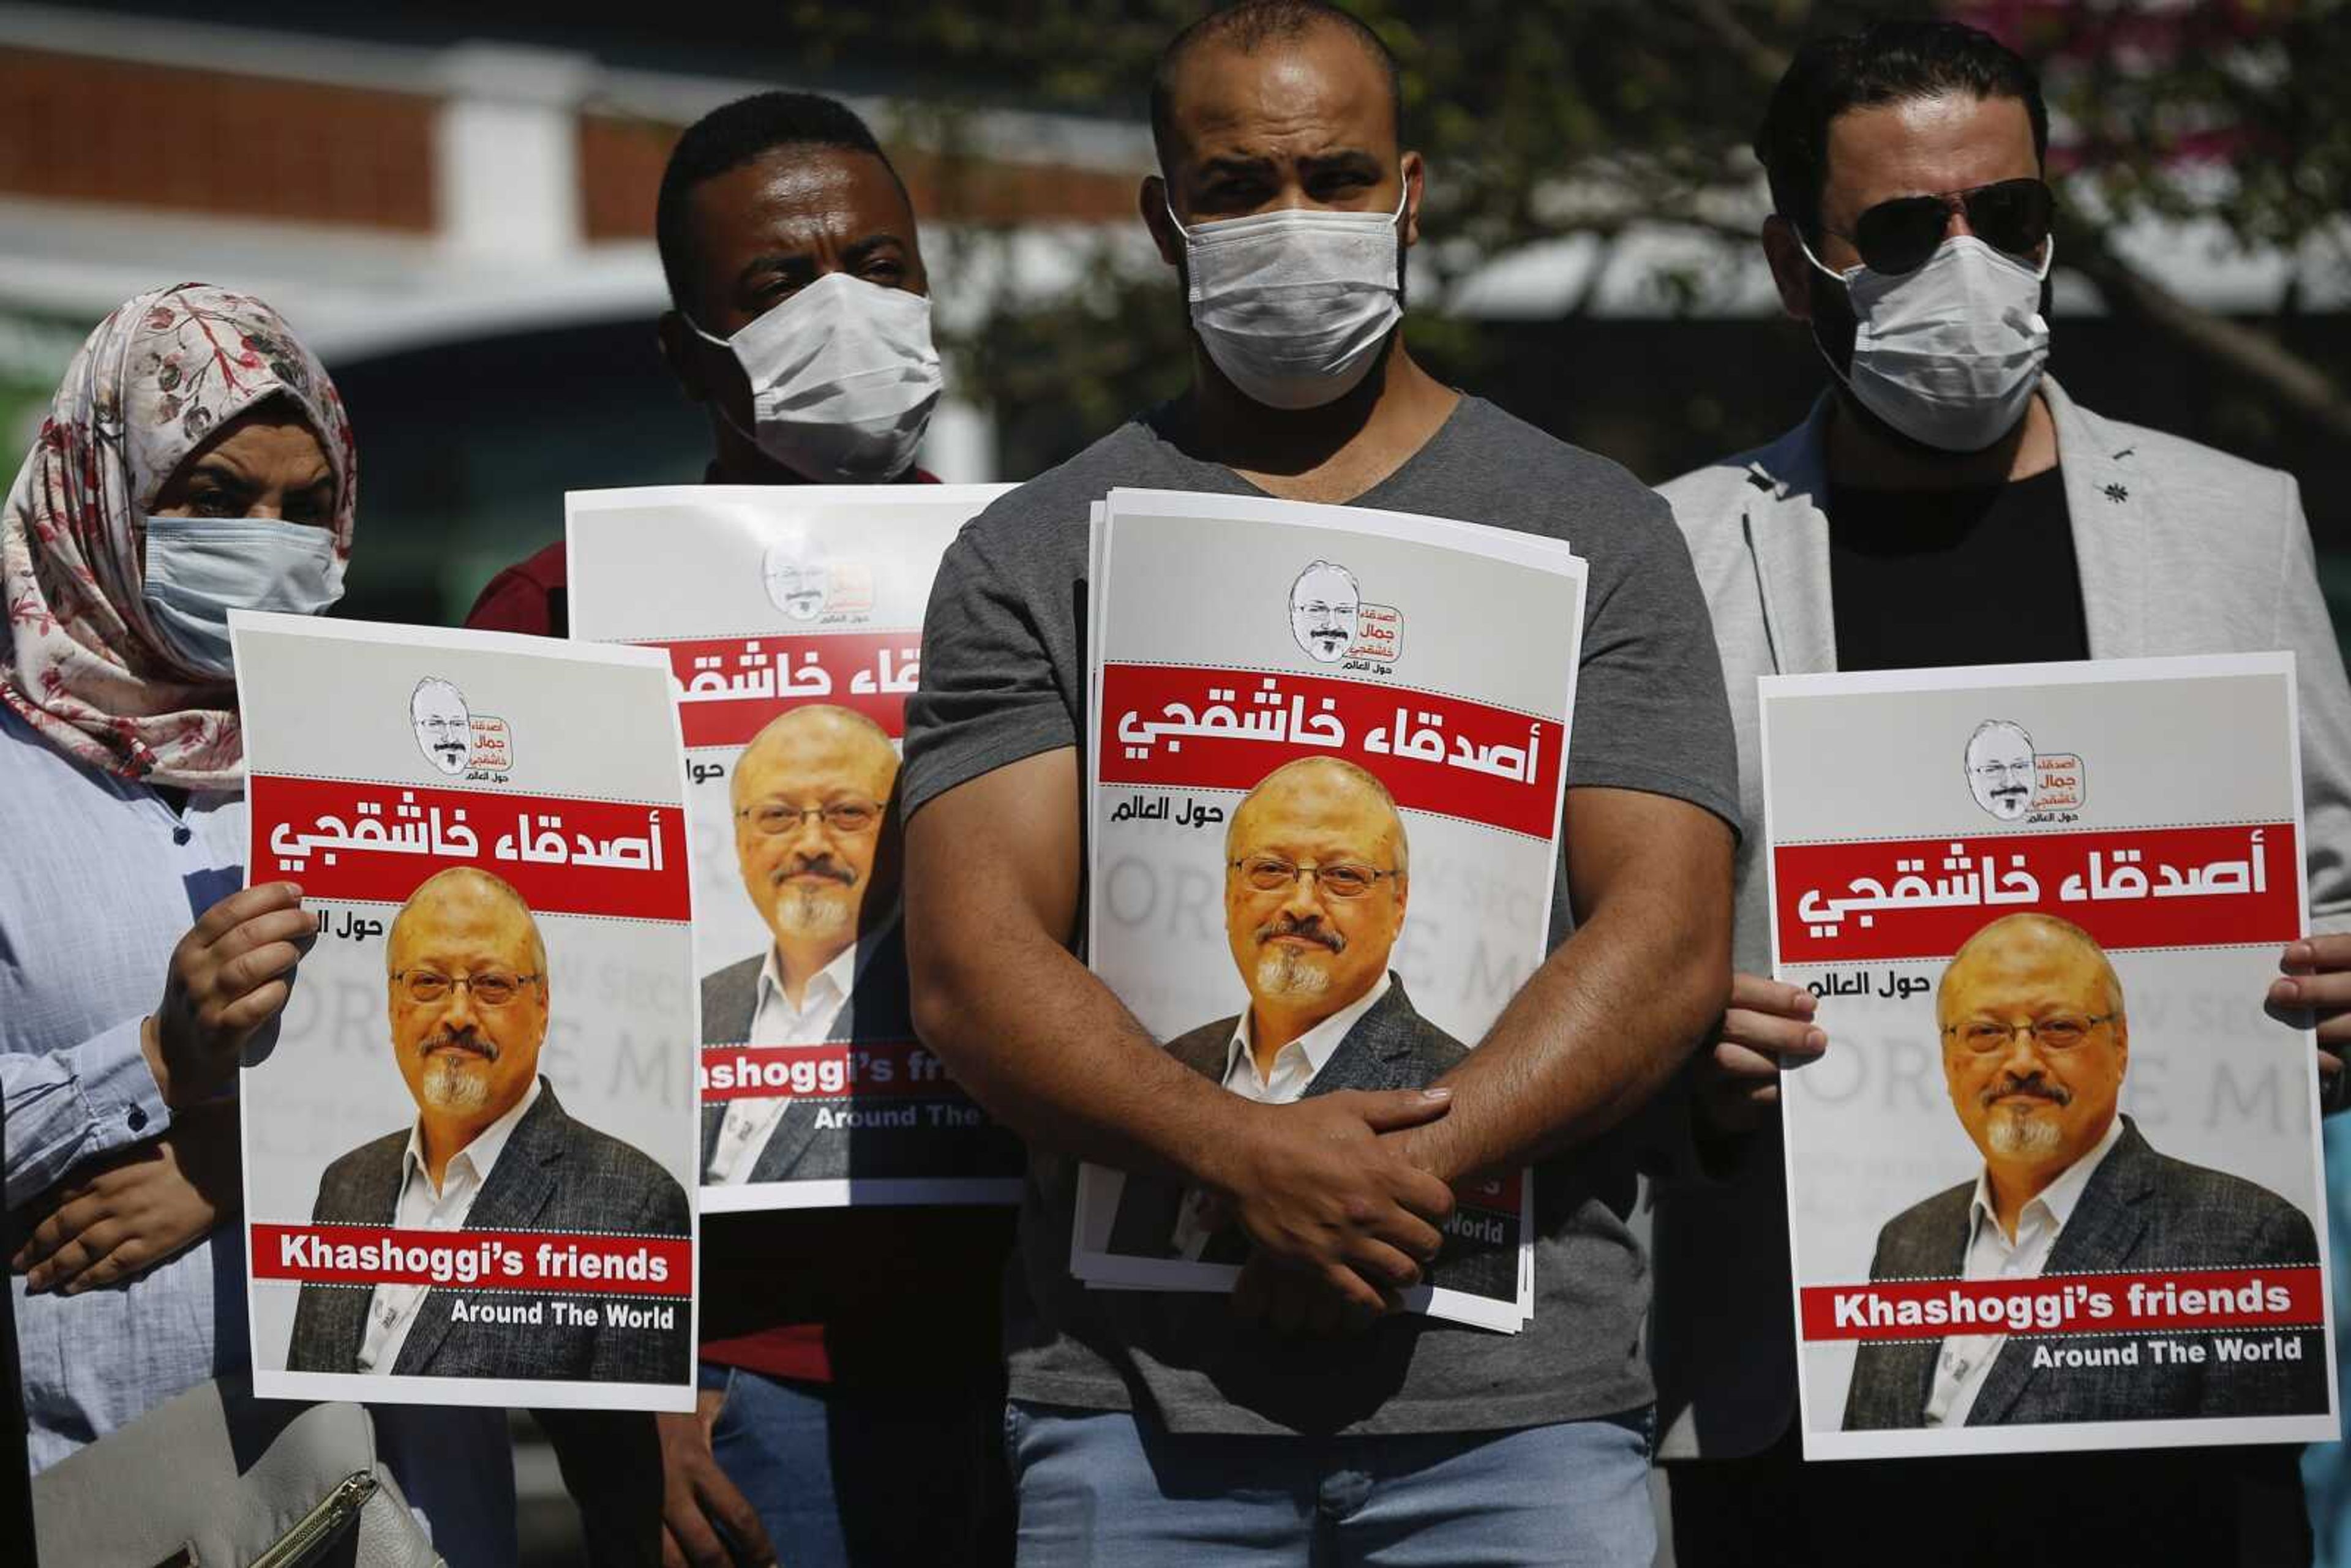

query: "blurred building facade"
(0, 1), (1149, 621)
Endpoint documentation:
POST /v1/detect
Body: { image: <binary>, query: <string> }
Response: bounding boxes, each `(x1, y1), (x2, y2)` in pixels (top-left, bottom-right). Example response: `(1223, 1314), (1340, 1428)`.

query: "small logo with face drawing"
(1287, 561), (1403, 669)
(1965, 719), (2083, 820)
(411, 677), (512, 779)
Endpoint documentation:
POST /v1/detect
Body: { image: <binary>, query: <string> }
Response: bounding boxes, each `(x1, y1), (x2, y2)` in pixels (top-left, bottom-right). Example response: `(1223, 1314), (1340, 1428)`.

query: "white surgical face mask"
(1168, 186), (1406, 411)
(688, 271), (943, 483)
(141, 514), (342, 677)
(1801, 232), (2053, 453)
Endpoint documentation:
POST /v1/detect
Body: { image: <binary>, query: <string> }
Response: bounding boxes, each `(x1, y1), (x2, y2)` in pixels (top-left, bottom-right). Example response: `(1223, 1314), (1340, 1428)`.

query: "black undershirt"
(1826, 465), (2087, 672)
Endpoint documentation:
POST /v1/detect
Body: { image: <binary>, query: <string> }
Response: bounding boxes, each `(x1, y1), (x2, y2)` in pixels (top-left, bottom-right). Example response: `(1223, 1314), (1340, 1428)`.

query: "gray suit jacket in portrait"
(1842, 1117), (2326, 1429)
(1647, 377), (2351, 1459)
(1104, 977), (1517, 1303)
(285, 1079), (692, 1385)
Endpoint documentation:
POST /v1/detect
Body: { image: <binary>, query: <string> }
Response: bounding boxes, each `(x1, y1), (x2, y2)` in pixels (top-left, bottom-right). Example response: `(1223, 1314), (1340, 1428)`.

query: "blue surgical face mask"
(141, 514), (342, 677)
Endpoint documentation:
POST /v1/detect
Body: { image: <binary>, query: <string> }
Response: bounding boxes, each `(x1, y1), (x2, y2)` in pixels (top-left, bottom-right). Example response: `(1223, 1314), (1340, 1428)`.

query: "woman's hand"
(12, 1099), (241, 1293)
(144, 882), (314, 1109)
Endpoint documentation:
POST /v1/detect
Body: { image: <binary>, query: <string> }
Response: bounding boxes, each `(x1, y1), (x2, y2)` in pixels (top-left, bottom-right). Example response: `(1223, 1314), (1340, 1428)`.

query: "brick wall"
(0, 50), (435, 230)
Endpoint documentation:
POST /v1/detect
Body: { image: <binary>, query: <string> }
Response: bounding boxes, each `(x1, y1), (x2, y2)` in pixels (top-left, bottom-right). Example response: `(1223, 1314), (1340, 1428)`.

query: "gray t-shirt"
(904, 395), (1739, 1436)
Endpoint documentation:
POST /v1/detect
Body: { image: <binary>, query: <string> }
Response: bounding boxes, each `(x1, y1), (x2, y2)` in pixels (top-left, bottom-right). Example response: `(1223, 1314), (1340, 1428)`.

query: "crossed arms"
(904, 746), (1731, 1316)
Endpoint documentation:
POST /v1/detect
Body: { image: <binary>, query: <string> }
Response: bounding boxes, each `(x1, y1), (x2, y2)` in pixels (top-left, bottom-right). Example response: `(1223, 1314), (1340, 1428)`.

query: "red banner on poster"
(1098, 663), (1564, 838)
(1801, 1265), (2324, 1342)
(1774, 823), (2299, 963)
(697, 1040), (967, 1101)
(252, 1223), (692, 1296)
(249, 775), (690, 920)
(647, 631), (921, 746)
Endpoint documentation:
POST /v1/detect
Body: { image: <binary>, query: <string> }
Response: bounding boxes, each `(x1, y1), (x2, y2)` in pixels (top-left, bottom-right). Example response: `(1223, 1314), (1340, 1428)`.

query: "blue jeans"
(1004, 1399), (1655, 1567)
(698, 1362), (1010, 1568)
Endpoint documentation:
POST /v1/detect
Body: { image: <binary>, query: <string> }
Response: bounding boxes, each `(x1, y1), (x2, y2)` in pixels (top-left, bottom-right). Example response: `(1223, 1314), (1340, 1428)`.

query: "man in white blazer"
(1650, 19), (2351, 1568)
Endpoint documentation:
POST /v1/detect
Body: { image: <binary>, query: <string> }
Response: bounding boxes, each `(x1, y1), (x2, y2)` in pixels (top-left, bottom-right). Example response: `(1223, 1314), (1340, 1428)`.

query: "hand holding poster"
(567, 484), (1024, 1211)
(234, 612), (699, 1412)
(1073, 487), (1581, 1331)
(1763, 655), (2338, 1458)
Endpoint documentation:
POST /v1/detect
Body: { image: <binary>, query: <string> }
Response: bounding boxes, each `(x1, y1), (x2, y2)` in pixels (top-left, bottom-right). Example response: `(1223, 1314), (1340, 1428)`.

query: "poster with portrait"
(1071, 487), (1579, 1333)
(1764, 654), (2338, 1459)
(233, 612), (699, 1412)
(567, 484), (1025, 1212)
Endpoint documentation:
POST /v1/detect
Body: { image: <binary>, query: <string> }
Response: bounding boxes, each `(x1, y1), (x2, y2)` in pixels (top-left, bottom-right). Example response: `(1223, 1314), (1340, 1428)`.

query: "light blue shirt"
(0, 705), (517, 1565)
(1, 704), (246, 1472)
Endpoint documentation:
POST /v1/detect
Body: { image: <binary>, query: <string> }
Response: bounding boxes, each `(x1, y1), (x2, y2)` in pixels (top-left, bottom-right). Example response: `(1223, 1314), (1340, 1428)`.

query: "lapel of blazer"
(1880, 1197), (1974, 1425)
(1300, 976), (1420, 1097)
(698, 1100), (729, 1180)
(320, 1141), (407, 1370)
(1966, 1117), (2155, 1426)
(392, 1079), (566, 1375)
(748, 930), (895, 1182)
(1738, 394), (1839, 678)
(707, 956), (762, 1045)
(2044, 377), (2151, 658)
(752, 1100), (827, 1184)
(1739, 378), (2152, 673)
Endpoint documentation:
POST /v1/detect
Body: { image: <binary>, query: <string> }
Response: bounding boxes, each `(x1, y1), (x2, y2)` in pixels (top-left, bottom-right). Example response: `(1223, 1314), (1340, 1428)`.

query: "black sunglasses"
(1823, 178), (2054, 276)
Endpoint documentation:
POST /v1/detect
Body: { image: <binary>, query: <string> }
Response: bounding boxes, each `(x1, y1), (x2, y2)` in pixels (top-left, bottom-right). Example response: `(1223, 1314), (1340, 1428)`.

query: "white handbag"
(29, 1373), (443, 1568)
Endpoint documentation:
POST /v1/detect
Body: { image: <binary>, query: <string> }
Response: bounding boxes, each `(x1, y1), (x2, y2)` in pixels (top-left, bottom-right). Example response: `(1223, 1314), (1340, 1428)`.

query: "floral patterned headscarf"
(1, 283), (356, 789)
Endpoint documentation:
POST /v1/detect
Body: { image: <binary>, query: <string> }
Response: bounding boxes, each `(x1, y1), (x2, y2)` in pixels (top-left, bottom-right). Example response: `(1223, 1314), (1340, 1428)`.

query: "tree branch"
(2057, 212), (2351, 446)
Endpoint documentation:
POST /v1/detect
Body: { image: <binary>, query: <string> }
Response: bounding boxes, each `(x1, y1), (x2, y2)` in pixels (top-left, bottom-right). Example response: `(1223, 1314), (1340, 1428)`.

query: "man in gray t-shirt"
(901, 7), (1739, 1561)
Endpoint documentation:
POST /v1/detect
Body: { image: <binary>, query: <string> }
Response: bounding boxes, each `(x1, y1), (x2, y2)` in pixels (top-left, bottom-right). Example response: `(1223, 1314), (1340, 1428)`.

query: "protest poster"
(1763, 654), (2338, 1458)
(233, 612), (699, 1412)
(1071, 487), (1579, 1332)
(567, 485), (1025, 1212)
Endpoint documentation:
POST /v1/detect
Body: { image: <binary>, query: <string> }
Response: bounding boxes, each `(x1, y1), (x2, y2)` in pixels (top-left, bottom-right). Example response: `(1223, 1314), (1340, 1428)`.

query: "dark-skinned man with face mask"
(901, 3), (1738, 1560)
(467, 92), (945, 637)
(1651, 21), (2351, 1567)
(467, 94), (1013, 1568)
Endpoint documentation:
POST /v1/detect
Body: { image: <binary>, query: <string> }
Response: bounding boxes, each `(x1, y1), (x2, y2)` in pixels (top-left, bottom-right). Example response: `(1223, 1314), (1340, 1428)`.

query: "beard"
(419, 1049), (493, 1114)
(1984, 1101), (2066, 1160)
(1253, 945), (1334, 1000)
(772, 880), (855, 940)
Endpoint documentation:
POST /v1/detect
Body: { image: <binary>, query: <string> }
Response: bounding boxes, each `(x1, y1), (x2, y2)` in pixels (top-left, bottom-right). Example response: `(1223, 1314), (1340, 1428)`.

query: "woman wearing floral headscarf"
(3, 280), (357, 1376)
(0, 276), (354, 1420)
(1, 285), (527, 1565)
(0, 284), (348, 1455)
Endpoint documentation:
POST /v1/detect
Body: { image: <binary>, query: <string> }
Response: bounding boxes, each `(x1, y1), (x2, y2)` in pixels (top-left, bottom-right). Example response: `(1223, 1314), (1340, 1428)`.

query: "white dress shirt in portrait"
(357, 1076), (543, 1375)
(1921, 1114), (2124, 1427)
(1166, 972), (1395, 1259)
(703, 918), (882, 1185)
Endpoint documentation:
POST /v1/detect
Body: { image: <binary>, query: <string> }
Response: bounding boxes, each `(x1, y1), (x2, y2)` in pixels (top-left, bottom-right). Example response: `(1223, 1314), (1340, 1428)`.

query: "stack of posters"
(1071, 487), (1583, 1332)
(235, 613), (699, 1412)
(567, 485), (1025, 1212)
(1763, 654), (2338, 1457)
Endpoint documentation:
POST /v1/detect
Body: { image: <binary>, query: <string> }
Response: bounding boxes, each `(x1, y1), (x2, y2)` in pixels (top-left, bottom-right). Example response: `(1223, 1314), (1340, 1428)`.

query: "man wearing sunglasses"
(1652, 18), (2351, 1567)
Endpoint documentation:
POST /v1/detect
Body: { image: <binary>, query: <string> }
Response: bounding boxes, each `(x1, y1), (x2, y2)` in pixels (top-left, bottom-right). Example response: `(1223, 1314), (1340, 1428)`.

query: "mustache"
(1982, 1072), (2069, 1108)
(1990, 783), (2029, 798)
(419, 1029), (497, 1060)
(1255, 913), (1344, 953)
(773, 856), (857, 888)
